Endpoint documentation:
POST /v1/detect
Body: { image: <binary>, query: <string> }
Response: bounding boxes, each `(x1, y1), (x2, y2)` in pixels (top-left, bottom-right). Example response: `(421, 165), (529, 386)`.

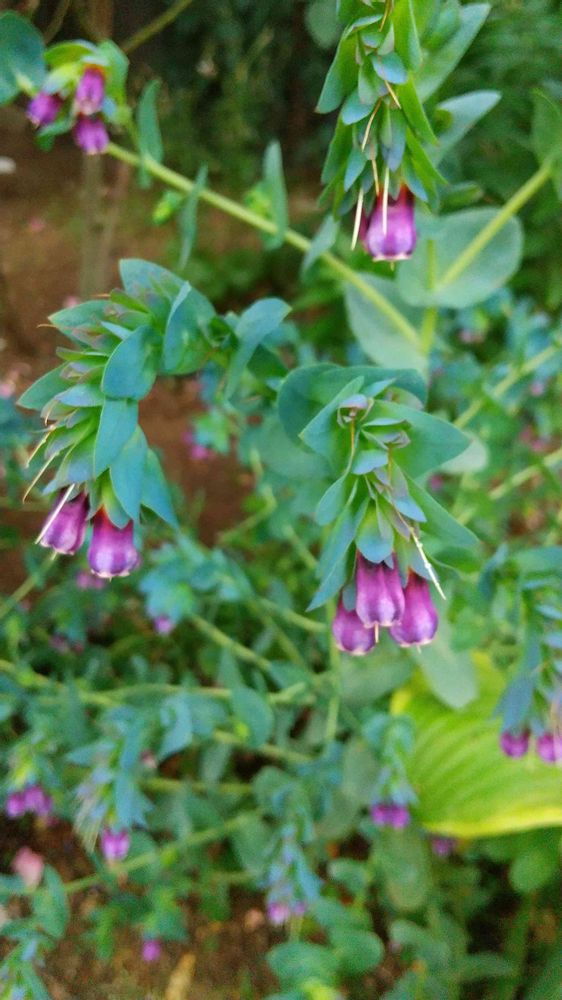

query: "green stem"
(420, 306), (438, 356)
(457, 445), (562, 524)
(105, 143), (419, 346)
(0, 553), (56, 623)
(440, 161), (552, 289)
(121, 0), (195, 54)
(189, 612), (275, 676)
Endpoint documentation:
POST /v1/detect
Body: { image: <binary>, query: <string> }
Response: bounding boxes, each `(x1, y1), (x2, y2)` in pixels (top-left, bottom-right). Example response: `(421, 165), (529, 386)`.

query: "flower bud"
(536, 731), (562, 765)
(152, 615), (175, 635)
(39, 492), (88, 555)
(27, 92), (62, 128)
(360, 186), (416, 262)
(74, 67), (105, 116)
(499, 730), (530, 759)
(5, 791), (26, 819)
(355, 555), (405, 628)
(100, 827), (130, 862)
(87, 513), (140, 579)
(23, 784), (53, 817)
(267, 901), (292, 926)
(12, 847), (45, 888)
(332, 598), (375, 656)
(389, 574), (438, 647)
(141, 938), (162, 962)
(370, 801), (410, 828)
(73, 116), (109, 155)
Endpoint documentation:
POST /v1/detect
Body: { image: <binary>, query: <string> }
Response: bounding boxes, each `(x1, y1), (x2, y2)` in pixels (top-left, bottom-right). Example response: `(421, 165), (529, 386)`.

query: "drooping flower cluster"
(5, 783), (53, 819)
(38, 492), (140, 580)
(360, 186), (417, 262)
(500, 728), (562, 765)
(27, 65), (110, 154)
(332, 555), (438, 656)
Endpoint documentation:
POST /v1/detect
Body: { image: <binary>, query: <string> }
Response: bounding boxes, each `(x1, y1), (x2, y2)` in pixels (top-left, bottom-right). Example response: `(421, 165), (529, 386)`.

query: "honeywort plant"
(0, 2), (561, 998)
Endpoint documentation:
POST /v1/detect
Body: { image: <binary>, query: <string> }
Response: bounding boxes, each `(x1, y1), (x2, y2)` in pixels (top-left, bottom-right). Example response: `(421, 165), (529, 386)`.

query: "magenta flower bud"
(332, 598), (375, 656)
(152, 615), (175, 635)
(74, 67), (105, 116)
(73, 116), (109, 155)
(87, 512), (140, 579)
(356, 555), (405, 628)
(499, 730), (530, 759)
(23, 784), (53, 817)
(267, 901), (292, 926)
(100, 827), (130, 861)
(26, 92), (62, 128)
(388, 804), (411, 829)
(360, 186), (416, 262)
(141, 938), (162, 963)
(12, 847), (45, 888)
(389, 574), (438, 647)
(39, 492), (88, 555)
(370, 802), (392, 826)
(536, 732), (562, 764)
(5, 791), (26, 819)
(431, 836), (457, 857)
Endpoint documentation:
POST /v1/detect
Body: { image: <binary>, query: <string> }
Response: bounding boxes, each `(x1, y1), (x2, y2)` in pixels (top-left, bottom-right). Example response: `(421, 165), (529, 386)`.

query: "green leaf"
(377, 829), (432, 911)
(356, 508), (394, 564)
(399, 78), (437, 145)
(344, 274), (426, 373)
(141, 449), (177, 526)
(50, 298), (108, 344)
(300, 376), (364, 460)
(411, 611), (478, 709)
(119, 258), (183, 301)
(532, 90), (562, 196)
(94, 398), (138, 476)
(56, 382), (105, 408)
(225, 298), (290, 397)
(316, 35), (356, 113)
(232, 687), (274, 748)
(315, 475), (350, 526)
(268, 942), (338, 987)
(332, 928), (384, 975)
(262, 141), (289, 249)
(397, 209), (523, 309)
(0, 12), (45, 104)
(110, 427), (148, 521)
(434, 90), (500, 164)
(163, 283), (215, 373)
(160, 692), (193, 758)
(33, 865), (69, 939)
(301, 215), (340, 274)
(48, 433), (96, 489)
(415, 4), (491, 101)
(408, 479), (479, 549)
(395, 661), (562, 836)
(18, 366), (68, 410)
(102, 325), (160, 400)
(177, 164), (208, 268)
(394, 0), (422, 70)
(375, 401), (470, 476)
(509, 838), (559, 893)
(136, 79), (163, 185)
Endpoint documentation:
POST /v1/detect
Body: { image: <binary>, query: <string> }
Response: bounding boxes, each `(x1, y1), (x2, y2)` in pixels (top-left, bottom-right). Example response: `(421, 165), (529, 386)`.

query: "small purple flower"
(141, 938), (162, 963)
(152, 615), (175, 635)
(267, 901), (292, 926)
(536, 732), (562, 765)
(332, 597), (375, 656)
(73, 115), (109, 155)
(431, 836), (457, 857)
(355, 555), (405, 628)
(370, 802), (392, 826)
(12, 847), (45, 888)
(500, 730), (530, 759)
(5, 791), (26, 819)
(23, 784), (53, 817)
(88, 512), (140, 579)
(389, 574), (438, 647)
(26, 92), (62, 128)
(74, 67), (105, 116)
(39, 492), (89, 555)
(371, 802), (410, 829)
(360, 186), (416, 262)
(183, 429), (214, 461)
(100, 827), (130, 862)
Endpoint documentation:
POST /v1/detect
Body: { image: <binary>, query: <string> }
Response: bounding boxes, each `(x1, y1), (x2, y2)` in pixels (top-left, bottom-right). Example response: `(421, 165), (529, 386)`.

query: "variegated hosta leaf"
(393, 656), (562, 837)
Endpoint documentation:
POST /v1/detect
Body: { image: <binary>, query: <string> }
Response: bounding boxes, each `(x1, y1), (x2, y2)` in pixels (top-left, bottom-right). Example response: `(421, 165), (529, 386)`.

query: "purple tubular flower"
(360, 186), (417, 262)
(87, 512), (140, 579)
(267, 901), (292, 926)
(100, 827), (130, 862)
(74, 67), (105, 115)
(39, 492), (88, 555)
(23, 784), (53, 817)
(370, 802), (392, 826)
(431, 836), (457, 857)
(536, 732), (562, 764)
(332, 598), (375, 656)
(73, 116), (109, 155)
(388, 804), (410, 829)
(5, 791), (26, 819)
(500, 730), (530, 759)
(389, 574), (438, 647)
(141, 939), (162, 962)
(355, 555), (405, 628)
(26, 92), (62, 128)
(152, 615), (175, 635)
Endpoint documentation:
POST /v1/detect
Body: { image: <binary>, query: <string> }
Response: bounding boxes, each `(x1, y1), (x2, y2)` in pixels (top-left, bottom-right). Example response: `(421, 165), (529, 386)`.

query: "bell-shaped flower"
(536, 731), (562, 764)
(74, 67), (105, 116)
(499, 730), (529, 759)
(389, 574), (438, 647)
(360, 186), (416, 262)
(100, 827), (130, 861)
(39, 492), (88, 555)
(355, 555), (405, 628)
(332, 597), (375, 656)
(141, 939), (162, 962)
(73, 115), (109, 155)
(87, 513), (140, 579)
(27, 92), (62, 128)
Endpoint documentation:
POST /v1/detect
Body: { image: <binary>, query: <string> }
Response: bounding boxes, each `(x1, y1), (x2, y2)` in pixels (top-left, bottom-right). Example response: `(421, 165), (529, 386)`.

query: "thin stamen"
(351, 188), (364, 250)
(35, 484), (74, 543)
